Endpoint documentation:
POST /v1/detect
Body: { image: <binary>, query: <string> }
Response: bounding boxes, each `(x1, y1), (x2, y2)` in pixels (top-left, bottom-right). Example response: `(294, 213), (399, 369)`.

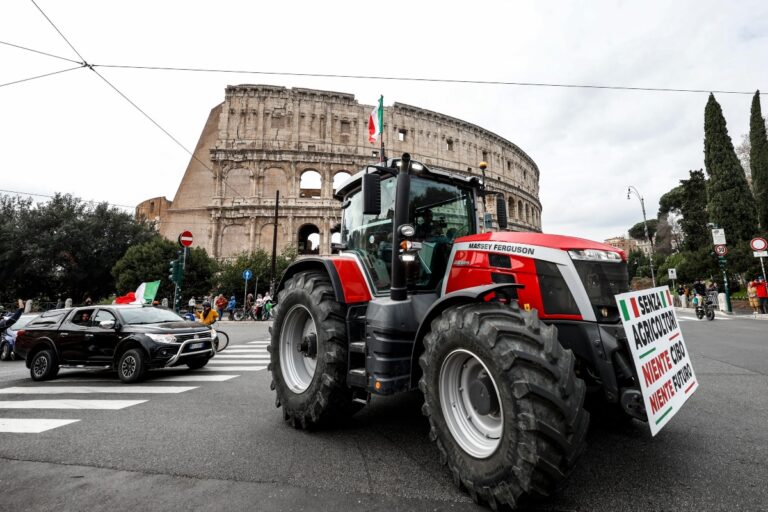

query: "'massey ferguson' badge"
(615, 286), (698, 436)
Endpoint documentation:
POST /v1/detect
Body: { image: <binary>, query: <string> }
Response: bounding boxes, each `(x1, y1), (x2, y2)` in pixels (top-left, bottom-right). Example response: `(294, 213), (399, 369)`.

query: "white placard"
(754, 251), (768, 258)
(615, 286), (698, 436)
(711, 228), (726, 246)
(668, 268), (677, 280)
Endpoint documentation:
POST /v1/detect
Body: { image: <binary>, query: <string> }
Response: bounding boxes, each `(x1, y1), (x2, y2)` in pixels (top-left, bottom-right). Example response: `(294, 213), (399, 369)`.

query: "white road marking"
(246, 341), (271, 344)
(0, 386), (197, 395)
(214, 355), (269, 359)
(224, 348), (267, 352)
(0, 418), (80, 433)
(200, 366), (266, 372)
(208, 360), (268, 365)
(0, 400), (146, 410)
(152, 374), (239, 382)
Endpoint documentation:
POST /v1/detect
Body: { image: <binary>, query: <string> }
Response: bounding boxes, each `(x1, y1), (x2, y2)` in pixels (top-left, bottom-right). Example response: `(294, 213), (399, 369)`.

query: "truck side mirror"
(362, 172), (381, 215)
(496, 195), (508, 230)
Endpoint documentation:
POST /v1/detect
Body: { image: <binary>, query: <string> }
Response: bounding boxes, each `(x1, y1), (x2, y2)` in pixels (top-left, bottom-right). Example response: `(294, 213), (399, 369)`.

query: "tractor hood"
(455, 232), (627, 261)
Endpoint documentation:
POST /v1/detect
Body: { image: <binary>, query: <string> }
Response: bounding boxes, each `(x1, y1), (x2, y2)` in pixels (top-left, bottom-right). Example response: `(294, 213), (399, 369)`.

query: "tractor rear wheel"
(419, 301), (589, 509)
(268, 271), (361, 428)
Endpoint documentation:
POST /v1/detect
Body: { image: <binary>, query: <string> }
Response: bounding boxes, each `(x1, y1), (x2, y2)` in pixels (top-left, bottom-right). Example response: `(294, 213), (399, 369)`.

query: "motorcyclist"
(195, 301), (219, 326)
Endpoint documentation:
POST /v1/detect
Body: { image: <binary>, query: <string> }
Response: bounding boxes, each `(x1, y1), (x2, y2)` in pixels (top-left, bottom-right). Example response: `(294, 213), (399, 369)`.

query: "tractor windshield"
(341, 176), (474, 293)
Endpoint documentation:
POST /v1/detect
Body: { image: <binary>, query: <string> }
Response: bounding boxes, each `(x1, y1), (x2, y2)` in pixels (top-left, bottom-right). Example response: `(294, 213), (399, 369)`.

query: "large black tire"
(0, 341), (11, 361)
(696, 307), (704, 320)
(117, 348), (147, 383)
(30, 349), (59, 381)
(268, 271), (361, 429)
(419, 302), (589, 509)
(706, 308), (715, 321)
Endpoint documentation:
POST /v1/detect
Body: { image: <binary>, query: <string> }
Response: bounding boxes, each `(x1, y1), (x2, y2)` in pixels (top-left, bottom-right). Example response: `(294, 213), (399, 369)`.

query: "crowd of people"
(185, 292), (274, 322)
(677, 277), (768, 315)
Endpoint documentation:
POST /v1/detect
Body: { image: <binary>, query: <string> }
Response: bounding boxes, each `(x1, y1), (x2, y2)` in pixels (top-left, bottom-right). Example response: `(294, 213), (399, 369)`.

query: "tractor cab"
(334, 157), (484, 295)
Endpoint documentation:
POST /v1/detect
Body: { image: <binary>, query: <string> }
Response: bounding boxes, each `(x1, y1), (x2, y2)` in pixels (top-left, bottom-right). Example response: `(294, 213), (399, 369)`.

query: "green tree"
(704, 94), (758, 242)
(679, 170), (710, 251)
(749, 90), (768, 228)
(0, 194), (156, 303)
(215, 247), (298, 300)
(627, 219), (658, 242)
(112, 238), (216, 303)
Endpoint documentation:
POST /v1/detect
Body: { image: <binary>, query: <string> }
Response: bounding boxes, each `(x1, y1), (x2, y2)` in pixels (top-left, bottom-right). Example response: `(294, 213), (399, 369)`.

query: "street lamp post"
(627, 185), (656, 287)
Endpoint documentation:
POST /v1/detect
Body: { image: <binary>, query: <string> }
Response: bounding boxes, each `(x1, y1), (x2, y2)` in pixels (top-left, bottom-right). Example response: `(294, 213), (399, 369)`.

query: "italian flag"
(368, 95), (383, 144)
(133, 280), (161, 305)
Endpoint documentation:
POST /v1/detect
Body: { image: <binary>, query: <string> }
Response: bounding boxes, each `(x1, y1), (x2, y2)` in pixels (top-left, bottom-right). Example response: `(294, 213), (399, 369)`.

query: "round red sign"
(714, 244), (728, 256)
(750, 237), (768, 251)
(178, 230), (194, 247)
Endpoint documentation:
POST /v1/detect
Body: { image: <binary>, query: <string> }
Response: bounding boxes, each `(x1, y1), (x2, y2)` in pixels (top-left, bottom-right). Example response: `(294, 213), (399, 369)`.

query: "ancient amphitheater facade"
(136, 85), (542, 259)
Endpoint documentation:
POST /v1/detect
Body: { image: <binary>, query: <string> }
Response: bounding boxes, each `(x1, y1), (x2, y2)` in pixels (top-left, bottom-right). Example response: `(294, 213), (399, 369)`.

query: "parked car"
(1, 313), (39, 361)
(14, 305), (217, 383)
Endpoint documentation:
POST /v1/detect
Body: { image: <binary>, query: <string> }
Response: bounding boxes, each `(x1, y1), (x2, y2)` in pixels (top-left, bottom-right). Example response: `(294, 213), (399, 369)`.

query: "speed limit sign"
(714, 244), (728, 256)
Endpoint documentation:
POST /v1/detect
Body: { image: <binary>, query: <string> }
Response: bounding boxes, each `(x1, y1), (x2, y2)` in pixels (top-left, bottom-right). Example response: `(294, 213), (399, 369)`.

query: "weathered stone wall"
(144, 85), (542, 259)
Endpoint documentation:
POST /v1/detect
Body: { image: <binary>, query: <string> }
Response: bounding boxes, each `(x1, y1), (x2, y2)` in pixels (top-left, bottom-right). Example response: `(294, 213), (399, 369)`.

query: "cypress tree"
(749, 90), (768, 228)
(704, 93), (758, 242)
(680, 170), (709, 250)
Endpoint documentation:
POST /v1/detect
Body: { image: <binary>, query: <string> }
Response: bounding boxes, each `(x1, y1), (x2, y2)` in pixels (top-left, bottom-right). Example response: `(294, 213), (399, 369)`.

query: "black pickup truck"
(14, 305), (216, 383)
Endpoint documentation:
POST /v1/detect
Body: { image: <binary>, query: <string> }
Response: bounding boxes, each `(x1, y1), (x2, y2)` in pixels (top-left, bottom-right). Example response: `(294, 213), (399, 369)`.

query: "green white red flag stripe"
(368, 95), (383, 144)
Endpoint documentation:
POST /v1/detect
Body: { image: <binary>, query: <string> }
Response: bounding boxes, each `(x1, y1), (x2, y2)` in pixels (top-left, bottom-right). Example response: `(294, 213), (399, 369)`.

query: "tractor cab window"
(341, 175), (474, 294)
(409, 179), (474, 289)
(342, 176), (397, 291)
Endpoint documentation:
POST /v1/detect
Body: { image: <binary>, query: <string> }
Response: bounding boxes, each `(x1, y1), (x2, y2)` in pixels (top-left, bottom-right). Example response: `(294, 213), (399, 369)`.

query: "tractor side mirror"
(496, 195), (508, 230)
(362, 172), (381, 215)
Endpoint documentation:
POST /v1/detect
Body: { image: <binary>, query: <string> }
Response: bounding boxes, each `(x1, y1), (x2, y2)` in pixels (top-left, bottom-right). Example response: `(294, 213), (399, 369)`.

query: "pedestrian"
(226, 295), (237, 321)
(215, 294), (227, 318)
(55, 295), (63, 310)
(756, 277), (768, 314)
(255, 293), (264, 320)
(84, 297), (92, 306)
(188, 296), (196, 311)
(747, 280), (759, 316)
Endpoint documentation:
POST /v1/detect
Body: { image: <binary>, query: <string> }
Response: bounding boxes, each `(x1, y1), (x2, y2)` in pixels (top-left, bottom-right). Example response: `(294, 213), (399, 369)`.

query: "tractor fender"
(409, 283), (523, 389)
(276, 258), (345, 304)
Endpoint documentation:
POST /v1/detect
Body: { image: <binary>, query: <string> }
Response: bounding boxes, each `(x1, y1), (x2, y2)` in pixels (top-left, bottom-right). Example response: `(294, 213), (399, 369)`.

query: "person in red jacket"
(756, 277), (768, 314)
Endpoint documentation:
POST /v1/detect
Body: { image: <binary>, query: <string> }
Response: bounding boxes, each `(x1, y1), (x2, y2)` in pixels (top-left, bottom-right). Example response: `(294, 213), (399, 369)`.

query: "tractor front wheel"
(268, 271), (361, 429)
(419, 301), (589, 509)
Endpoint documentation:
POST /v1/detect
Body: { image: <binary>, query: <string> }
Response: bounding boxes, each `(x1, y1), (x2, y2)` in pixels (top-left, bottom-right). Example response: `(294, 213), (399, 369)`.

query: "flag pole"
(380, 95), (385, 163)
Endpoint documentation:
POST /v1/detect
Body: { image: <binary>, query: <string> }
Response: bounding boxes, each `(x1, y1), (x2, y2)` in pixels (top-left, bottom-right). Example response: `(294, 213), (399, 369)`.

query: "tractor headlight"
(568, 249), (622, 262)
(146, 333), (177, 344)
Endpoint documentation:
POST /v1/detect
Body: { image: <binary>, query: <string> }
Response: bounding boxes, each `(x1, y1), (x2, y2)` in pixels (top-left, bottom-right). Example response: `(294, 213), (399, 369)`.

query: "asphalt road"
(0, 312), (766, 512)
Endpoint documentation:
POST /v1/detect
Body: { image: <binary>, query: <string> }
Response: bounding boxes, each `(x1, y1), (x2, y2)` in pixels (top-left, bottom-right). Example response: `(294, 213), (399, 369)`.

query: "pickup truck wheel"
(30, 349), (59, 381)
(268, 271), (361, 429)
(0, 342), (11, 361)
(419, 302), (589, 509)
(186, 357), (209, 369)
(118, 348), (147, 383)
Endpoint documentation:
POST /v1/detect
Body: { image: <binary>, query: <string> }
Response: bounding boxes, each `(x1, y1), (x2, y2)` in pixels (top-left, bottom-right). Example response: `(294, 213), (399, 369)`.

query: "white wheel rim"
(439, 349), (503, 458)
(279, 304), (318, 393)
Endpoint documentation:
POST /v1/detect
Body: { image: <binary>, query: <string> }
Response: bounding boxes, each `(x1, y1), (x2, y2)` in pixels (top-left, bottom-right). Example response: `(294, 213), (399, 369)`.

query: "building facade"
(136, 85), (543, 259)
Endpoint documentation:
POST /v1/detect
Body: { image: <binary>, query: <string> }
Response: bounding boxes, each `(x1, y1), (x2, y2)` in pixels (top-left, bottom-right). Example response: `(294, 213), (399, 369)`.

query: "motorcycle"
(693, 294), (715, 321)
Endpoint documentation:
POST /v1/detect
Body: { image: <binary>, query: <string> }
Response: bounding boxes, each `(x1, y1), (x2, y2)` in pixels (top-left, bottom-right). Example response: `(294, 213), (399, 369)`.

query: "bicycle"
(212, 326), (230, 352)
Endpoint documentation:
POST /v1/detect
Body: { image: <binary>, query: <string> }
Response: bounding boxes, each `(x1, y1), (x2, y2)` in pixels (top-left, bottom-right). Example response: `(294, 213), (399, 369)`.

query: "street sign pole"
(243, 269), (253, 317)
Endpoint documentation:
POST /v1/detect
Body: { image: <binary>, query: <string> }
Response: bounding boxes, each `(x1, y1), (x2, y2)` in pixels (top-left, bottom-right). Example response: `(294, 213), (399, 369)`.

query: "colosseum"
(136, 85), (542, 259)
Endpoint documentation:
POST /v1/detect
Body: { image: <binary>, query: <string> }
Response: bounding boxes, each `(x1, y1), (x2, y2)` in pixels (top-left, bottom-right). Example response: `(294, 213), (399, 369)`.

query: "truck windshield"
(341, 176), (474, 293)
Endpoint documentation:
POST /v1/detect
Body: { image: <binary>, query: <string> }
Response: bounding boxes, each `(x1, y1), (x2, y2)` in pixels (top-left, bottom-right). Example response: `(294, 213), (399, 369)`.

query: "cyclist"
(195, 301), (219, 325)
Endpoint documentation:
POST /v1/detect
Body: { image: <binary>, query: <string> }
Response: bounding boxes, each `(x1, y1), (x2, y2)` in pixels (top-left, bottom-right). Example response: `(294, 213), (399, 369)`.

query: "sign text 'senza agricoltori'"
(615, 287), (698, 436)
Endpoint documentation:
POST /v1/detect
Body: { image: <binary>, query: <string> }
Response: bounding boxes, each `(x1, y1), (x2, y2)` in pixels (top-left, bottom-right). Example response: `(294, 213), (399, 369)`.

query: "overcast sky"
(2, 1), (767, 242)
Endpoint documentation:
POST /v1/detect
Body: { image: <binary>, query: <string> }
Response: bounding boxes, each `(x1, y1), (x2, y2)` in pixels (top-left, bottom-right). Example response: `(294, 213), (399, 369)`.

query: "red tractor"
(268, 154), (643, 509)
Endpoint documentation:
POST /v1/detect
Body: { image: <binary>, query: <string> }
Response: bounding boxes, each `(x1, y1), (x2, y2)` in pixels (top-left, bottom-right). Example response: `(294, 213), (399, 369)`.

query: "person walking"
(226, 295), (237, 321)
(215, 294), (227, 318)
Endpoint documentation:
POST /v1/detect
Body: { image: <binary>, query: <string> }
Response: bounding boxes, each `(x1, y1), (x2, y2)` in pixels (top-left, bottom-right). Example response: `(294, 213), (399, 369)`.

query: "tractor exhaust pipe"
(390, 153), (411, 301)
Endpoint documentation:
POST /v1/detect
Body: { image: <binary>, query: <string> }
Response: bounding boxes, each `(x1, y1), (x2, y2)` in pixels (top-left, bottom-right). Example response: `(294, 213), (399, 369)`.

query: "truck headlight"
(146, 333), (177, 344)
(568, 249), (622, 262)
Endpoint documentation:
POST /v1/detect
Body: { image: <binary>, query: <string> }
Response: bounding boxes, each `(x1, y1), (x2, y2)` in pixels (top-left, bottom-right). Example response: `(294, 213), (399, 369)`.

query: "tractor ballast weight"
(269, 155), (642, 509)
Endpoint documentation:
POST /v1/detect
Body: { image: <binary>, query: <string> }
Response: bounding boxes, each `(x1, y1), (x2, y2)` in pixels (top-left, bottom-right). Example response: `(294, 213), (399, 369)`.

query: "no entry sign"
(751, 237), (767, 251)
(615, 286), (698, 436)
(178, 231), (194, 247)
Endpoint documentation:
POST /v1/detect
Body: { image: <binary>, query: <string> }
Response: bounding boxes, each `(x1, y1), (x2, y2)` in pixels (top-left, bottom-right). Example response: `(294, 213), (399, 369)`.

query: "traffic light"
(168, 258), (183, 285)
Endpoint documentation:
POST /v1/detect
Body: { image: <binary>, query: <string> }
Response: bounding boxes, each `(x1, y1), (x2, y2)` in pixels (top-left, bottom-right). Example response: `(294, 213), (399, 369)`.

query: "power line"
(29, 0), (88, 64)
(0, 188), (135, 210)
(93, 63), (768, 97)
(0, 40), (83, 65)
(0, 65), (83, 89)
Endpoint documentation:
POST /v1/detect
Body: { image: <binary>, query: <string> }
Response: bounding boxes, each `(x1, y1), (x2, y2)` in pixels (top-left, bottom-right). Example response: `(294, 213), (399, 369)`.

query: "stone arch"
(332, 170), (352, 192)
(525, 203), (530, 224)
(263, 167), (288, 199)
(259, 222), (288, 253)
(517, 200), (523, 221)
(219, 223), (248, 258)
(298, 223), (320, 255)
(299, 170), (322, 199)
(508, 196), (516, 220)
(223, 167), (252, 199)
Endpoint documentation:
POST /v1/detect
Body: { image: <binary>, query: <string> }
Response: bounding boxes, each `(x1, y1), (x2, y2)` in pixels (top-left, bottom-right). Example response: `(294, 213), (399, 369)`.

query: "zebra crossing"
(0, 340), (271, 434)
